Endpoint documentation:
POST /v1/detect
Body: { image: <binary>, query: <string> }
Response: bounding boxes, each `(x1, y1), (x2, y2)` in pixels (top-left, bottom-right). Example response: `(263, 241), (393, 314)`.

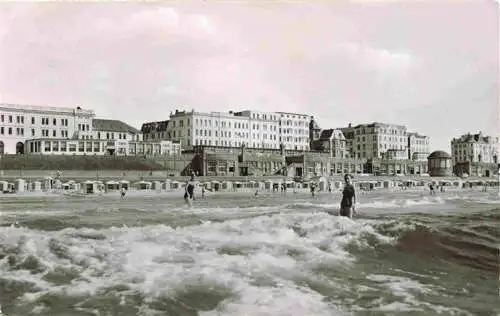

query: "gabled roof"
(92, 119), (140, 134)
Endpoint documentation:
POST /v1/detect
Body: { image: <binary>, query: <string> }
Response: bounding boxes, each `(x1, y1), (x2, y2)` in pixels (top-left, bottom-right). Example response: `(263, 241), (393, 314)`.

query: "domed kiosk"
(427, 150), (452, 177)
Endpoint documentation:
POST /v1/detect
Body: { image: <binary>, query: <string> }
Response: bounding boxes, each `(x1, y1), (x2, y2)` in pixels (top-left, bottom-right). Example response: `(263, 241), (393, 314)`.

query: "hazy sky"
(0, 1), (498, 152)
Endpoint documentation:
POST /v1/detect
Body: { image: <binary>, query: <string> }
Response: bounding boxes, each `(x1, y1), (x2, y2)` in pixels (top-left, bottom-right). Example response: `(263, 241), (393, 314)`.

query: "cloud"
(336, 42), (414, 71)
(128, 7), (215, 38)
(0, 1), (497, 153)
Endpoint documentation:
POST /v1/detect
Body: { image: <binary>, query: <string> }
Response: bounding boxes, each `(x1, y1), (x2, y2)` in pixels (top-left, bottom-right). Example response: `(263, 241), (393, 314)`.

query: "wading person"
(340, 174), (356, 219)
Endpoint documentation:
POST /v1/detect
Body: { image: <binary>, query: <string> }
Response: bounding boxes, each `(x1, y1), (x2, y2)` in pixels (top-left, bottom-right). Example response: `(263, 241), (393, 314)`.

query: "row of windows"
(355, 127), (407, 136)
(0, 114), (24, 124)
(40, 117), (69, 126)
(0, 126), (24, 136)
(354, 135), (413, 143)
(0, 114), (72, 127)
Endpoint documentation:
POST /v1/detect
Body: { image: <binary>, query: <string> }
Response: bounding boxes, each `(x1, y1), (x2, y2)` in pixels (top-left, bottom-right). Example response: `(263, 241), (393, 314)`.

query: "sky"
(0, 1), (498, 152)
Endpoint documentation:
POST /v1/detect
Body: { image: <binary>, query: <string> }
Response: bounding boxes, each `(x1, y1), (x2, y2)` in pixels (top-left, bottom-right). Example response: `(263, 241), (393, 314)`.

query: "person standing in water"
(184, 180), (195, 202)
(339, 174), (356, 219)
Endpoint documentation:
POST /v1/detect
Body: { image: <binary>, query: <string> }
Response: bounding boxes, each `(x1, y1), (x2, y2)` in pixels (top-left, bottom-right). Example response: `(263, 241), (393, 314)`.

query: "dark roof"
(319, 129), (334, 139)
(453, 132), (490, 144)
(92, 119), (139, 134)
(141, 120), (169, 133)
(428, 150), (451, 159)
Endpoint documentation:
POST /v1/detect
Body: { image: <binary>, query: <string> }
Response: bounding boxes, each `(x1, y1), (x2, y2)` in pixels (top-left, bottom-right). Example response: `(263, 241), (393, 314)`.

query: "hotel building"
(0, 103), (95, 155)
(142, 109), (313, 151)
(407, 132), (430, 161)
(451, 132), (499, 177)
(0, 103), (180, 156)
(340, 122), (409, 160)
(451, 132), (498, 164)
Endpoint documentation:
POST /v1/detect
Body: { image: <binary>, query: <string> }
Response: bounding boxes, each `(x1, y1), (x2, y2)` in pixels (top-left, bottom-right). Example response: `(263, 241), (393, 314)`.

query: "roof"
(428, 150), (451, 159)
(141, 120), (169, 133)
(92, 119), (140, 134)
(319, 129), (334, 139)
(452, 132), (493, 144)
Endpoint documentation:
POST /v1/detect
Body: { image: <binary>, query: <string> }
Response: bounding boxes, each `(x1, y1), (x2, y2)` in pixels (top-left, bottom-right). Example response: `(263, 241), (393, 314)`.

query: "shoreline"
(0, 171), (496, 183)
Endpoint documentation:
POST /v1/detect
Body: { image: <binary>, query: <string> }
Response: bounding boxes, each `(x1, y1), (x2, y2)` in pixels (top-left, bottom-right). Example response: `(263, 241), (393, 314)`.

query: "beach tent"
(264, 180), (273, 190)
(0, 181), (8, 192)
(221, 181), (233, 190)
(105, 180), (120, 192)
(83, 180), (98, 194)
(170, 180), (180, 190)
(31, 181), (42, 192)
(135, 180), (152, 190)
(14, 179), (27, 193)
(119, 180), (130, 190)
(152, 181), (162, 191)
(210, 180), (220, 191)
(162, 180), (171, 190)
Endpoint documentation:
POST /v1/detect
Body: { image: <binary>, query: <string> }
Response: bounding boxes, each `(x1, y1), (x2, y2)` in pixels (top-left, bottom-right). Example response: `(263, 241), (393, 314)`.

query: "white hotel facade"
(143, 109), (313, 151)
(340, 122), (430, 161)
(0, 103), (180, 156)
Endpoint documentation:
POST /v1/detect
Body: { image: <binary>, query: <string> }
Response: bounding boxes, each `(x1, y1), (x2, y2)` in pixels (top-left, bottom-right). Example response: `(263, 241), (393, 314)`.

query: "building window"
(0, 127), (3, 135)
(31, 117), (35, 124)
(8, 127), (12, 135)
(8, 115), (12, 123)
(0, 115), (3, 122)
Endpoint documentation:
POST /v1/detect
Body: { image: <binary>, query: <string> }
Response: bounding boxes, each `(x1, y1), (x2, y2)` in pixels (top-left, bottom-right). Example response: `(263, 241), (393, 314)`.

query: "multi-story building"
(407, 132), (430, 161)
(91, 119), (142, 155)
(310, 129), (348, 158)
(340, 122), (408, 160)
(0, 103), (95, 154)
(451, 132), (499, 164)
(0, 103), (180, 157)
(141, 120), (170, 141)
(451, 132), (499, 177)
(145, 109), (313, 151)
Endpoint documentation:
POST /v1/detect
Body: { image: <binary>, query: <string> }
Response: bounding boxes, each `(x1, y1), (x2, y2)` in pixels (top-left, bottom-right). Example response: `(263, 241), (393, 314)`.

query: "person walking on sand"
(339, 174), (356, 219)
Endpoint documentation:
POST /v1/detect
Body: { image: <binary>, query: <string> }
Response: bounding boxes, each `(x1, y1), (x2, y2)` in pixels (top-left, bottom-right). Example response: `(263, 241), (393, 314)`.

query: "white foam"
(0, 212), (388, 315)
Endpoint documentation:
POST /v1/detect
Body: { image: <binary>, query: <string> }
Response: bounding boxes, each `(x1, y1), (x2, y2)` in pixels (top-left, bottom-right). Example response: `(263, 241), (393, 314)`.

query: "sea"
(0, 188), (499, 316)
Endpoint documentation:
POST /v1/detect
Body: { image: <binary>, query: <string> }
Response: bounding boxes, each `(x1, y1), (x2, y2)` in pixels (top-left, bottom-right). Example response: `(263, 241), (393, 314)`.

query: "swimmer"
(339, 174), (356, 219)
(184, 180), (195, 204)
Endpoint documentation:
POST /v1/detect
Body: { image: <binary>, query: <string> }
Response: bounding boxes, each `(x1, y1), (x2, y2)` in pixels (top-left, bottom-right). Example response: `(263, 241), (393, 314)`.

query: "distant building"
(451, 132), (498, 164)
(144, 109), (313, 151)
(336, 122), (430, 162)
(451, 132), (499, 177)
(310, 128), (348, 158)
(0, 103), (95, 154)
(141, 120), (169, 141)
(0, 103), (180, 157)
(407, 132), (430, 161)
(339, 122), (408, 160)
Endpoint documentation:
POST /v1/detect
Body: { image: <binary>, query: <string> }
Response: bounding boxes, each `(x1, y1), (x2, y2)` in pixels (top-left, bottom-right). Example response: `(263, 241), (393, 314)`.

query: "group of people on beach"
(182, 173), (358, 220)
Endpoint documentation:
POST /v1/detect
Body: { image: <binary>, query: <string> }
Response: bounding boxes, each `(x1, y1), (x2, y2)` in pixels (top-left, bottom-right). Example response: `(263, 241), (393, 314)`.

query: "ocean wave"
(0, 195), (498, 315)
(0, 213), (392, 316)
